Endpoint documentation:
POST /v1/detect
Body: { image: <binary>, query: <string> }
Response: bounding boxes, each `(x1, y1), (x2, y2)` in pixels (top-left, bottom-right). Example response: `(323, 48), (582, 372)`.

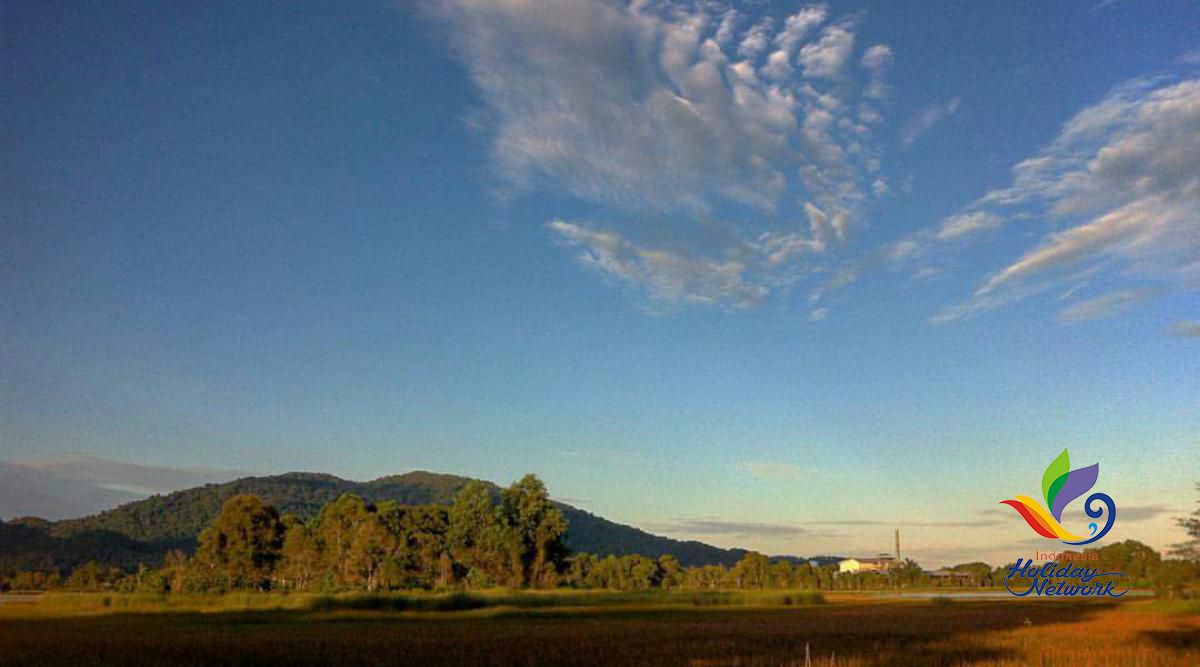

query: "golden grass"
(0, 592), (1195, 666)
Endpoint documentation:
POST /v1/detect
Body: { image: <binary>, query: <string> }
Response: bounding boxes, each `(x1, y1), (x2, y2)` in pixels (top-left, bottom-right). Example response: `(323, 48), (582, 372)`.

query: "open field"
(1, 592), (1197, 666)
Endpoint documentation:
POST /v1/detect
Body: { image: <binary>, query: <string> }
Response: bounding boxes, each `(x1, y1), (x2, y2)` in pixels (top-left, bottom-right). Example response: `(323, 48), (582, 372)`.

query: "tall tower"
(894, 528), (901, 562)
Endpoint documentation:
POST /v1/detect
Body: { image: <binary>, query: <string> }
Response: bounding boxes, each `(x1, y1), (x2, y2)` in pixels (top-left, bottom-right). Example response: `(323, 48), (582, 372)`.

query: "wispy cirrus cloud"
(1057, 288), (1157, 323)
(936, 211), (1002, 242)
(431, 1), (893, 310)
(901, 97), (961, 147)
(930, 75), (1200, 323)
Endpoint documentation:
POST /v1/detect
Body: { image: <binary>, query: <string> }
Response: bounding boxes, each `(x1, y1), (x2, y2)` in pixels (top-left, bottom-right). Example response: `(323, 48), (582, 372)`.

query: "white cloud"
(433, 1), (892, 309)
(936, 211), (1001, 241)
(808, 307), (828, 322)
(860, 44), (893, 100)
(901, 97), (961, 146)
(935, 77), (1200, 322)
(773, 5), (826, 55)
(798, 22), (856, 79)
(1057, 289), (1155, 323)
(714, 8), (738, 46)
(738, 17), (773, 59)
(548, 220), (768, 310)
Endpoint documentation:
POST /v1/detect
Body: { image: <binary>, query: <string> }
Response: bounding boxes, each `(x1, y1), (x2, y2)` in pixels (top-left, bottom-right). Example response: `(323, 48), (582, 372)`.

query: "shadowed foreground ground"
(1, 597), (1197, 666)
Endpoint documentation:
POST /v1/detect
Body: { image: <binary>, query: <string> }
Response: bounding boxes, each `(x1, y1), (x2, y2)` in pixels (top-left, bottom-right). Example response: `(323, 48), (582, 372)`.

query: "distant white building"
(838, 557), (895, 574)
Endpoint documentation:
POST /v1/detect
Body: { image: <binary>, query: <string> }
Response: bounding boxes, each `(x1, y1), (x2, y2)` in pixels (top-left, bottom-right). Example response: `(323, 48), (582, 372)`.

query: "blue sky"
(3, 1), (1198, 566)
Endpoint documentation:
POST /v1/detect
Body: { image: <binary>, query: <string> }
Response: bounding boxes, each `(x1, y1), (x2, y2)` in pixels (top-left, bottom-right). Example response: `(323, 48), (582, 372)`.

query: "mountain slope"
(7, 471), (747, 570)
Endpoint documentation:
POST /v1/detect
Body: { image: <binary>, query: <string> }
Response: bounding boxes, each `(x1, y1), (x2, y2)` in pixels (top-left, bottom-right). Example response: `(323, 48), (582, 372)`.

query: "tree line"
(3, 477), (1199, 596)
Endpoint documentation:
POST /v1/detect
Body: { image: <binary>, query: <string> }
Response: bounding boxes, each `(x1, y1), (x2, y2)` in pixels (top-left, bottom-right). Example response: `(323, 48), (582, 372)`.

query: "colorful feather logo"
(1000, 448), (1116, 546)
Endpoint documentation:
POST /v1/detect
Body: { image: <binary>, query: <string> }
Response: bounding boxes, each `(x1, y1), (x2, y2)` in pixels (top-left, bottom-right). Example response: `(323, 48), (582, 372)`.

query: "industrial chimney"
(894, 528), (901, 563)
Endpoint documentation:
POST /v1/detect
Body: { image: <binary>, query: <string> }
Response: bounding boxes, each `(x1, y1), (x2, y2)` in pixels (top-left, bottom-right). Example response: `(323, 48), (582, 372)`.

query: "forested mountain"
(2, 471), (746, 571)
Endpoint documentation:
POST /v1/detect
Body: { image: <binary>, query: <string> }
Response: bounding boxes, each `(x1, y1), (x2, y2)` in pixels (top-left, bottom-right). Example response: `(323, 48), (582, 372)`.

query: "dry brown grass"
(0, 594), (1195, 666)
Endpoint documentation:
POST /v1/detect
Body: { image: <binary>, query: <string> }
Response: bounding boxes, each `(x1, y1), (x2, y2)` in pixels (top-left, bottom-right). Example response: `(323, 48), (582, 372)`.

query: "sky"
(2, 0), (1198, 567)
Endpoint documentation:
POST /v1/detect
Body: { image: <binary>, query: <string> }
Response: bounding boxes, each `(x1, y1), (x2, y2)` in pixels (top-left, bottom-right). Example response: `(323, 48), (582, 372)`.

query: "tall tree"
(1172, 483), (1200, 562)
(448, 481), (505, 586)
(193, 494), (285, 590)
(278, 515), (321, 591)
(657, 555), (684, 590)
(313, 494), (377, 589)
(497, 474), (568, 588)
(377, 502), (452, 589)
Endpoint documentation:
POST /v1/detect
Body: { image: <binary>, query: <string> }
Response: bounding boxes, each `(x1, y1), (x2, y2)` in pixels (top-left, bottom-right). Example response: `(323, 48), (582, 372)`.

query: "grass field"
(1, 591), (1197, 666)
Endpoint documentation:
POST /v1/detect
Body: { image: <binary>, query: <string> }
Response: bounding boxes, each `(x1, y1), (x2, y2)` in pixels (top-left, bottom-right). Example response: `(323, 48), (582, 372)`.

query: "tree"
(1171, 483), (1200, 562)
(377, 503), (452, 589)
(448, 481), (505, 587)
(313, 494), (377, 589)
(1150, 559), (1195, 599)
(1092, 540), (1162, 587)
(892, 558), (926, 587)
(565, 552), (596, 588)
(770, 560), (794, 589)
(161, 549), (194, 593)
(347, 510), (391, 591)
(193, 494), (285, 590)
(278, 515), (321, 591)
(496, 474), (568, 588)
(683, 564), (727, 590)
(947, 562), (994, 587)
(731, 552), (772, 589)
(626, 555), (659, 590)
(67, 561), (115, 591)
(591, 555), (622, 589)
(657, 555), (684, 590)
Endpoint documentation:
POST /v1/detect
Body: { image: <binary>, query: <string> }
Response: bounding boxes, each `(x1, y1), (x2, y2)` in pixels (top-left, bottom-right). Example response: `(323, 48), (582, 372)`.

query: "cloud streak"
(1057, 288), (1156, 323)
(647, 517), (809, 538)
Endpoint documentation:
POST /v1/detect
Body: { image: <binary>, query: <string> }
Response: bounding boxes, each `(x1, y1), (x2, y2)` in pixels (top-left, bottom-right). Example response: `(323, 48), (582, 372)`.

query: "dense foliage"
(63, 474), (575, 593)
(1, 471), (742, 572)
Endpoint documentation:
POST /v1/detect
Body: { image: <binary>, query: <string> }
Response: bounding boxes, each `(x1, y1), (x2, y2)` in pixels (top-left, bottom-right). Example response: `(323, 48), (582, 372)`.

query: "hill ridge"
(2, 470), (750, 571)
